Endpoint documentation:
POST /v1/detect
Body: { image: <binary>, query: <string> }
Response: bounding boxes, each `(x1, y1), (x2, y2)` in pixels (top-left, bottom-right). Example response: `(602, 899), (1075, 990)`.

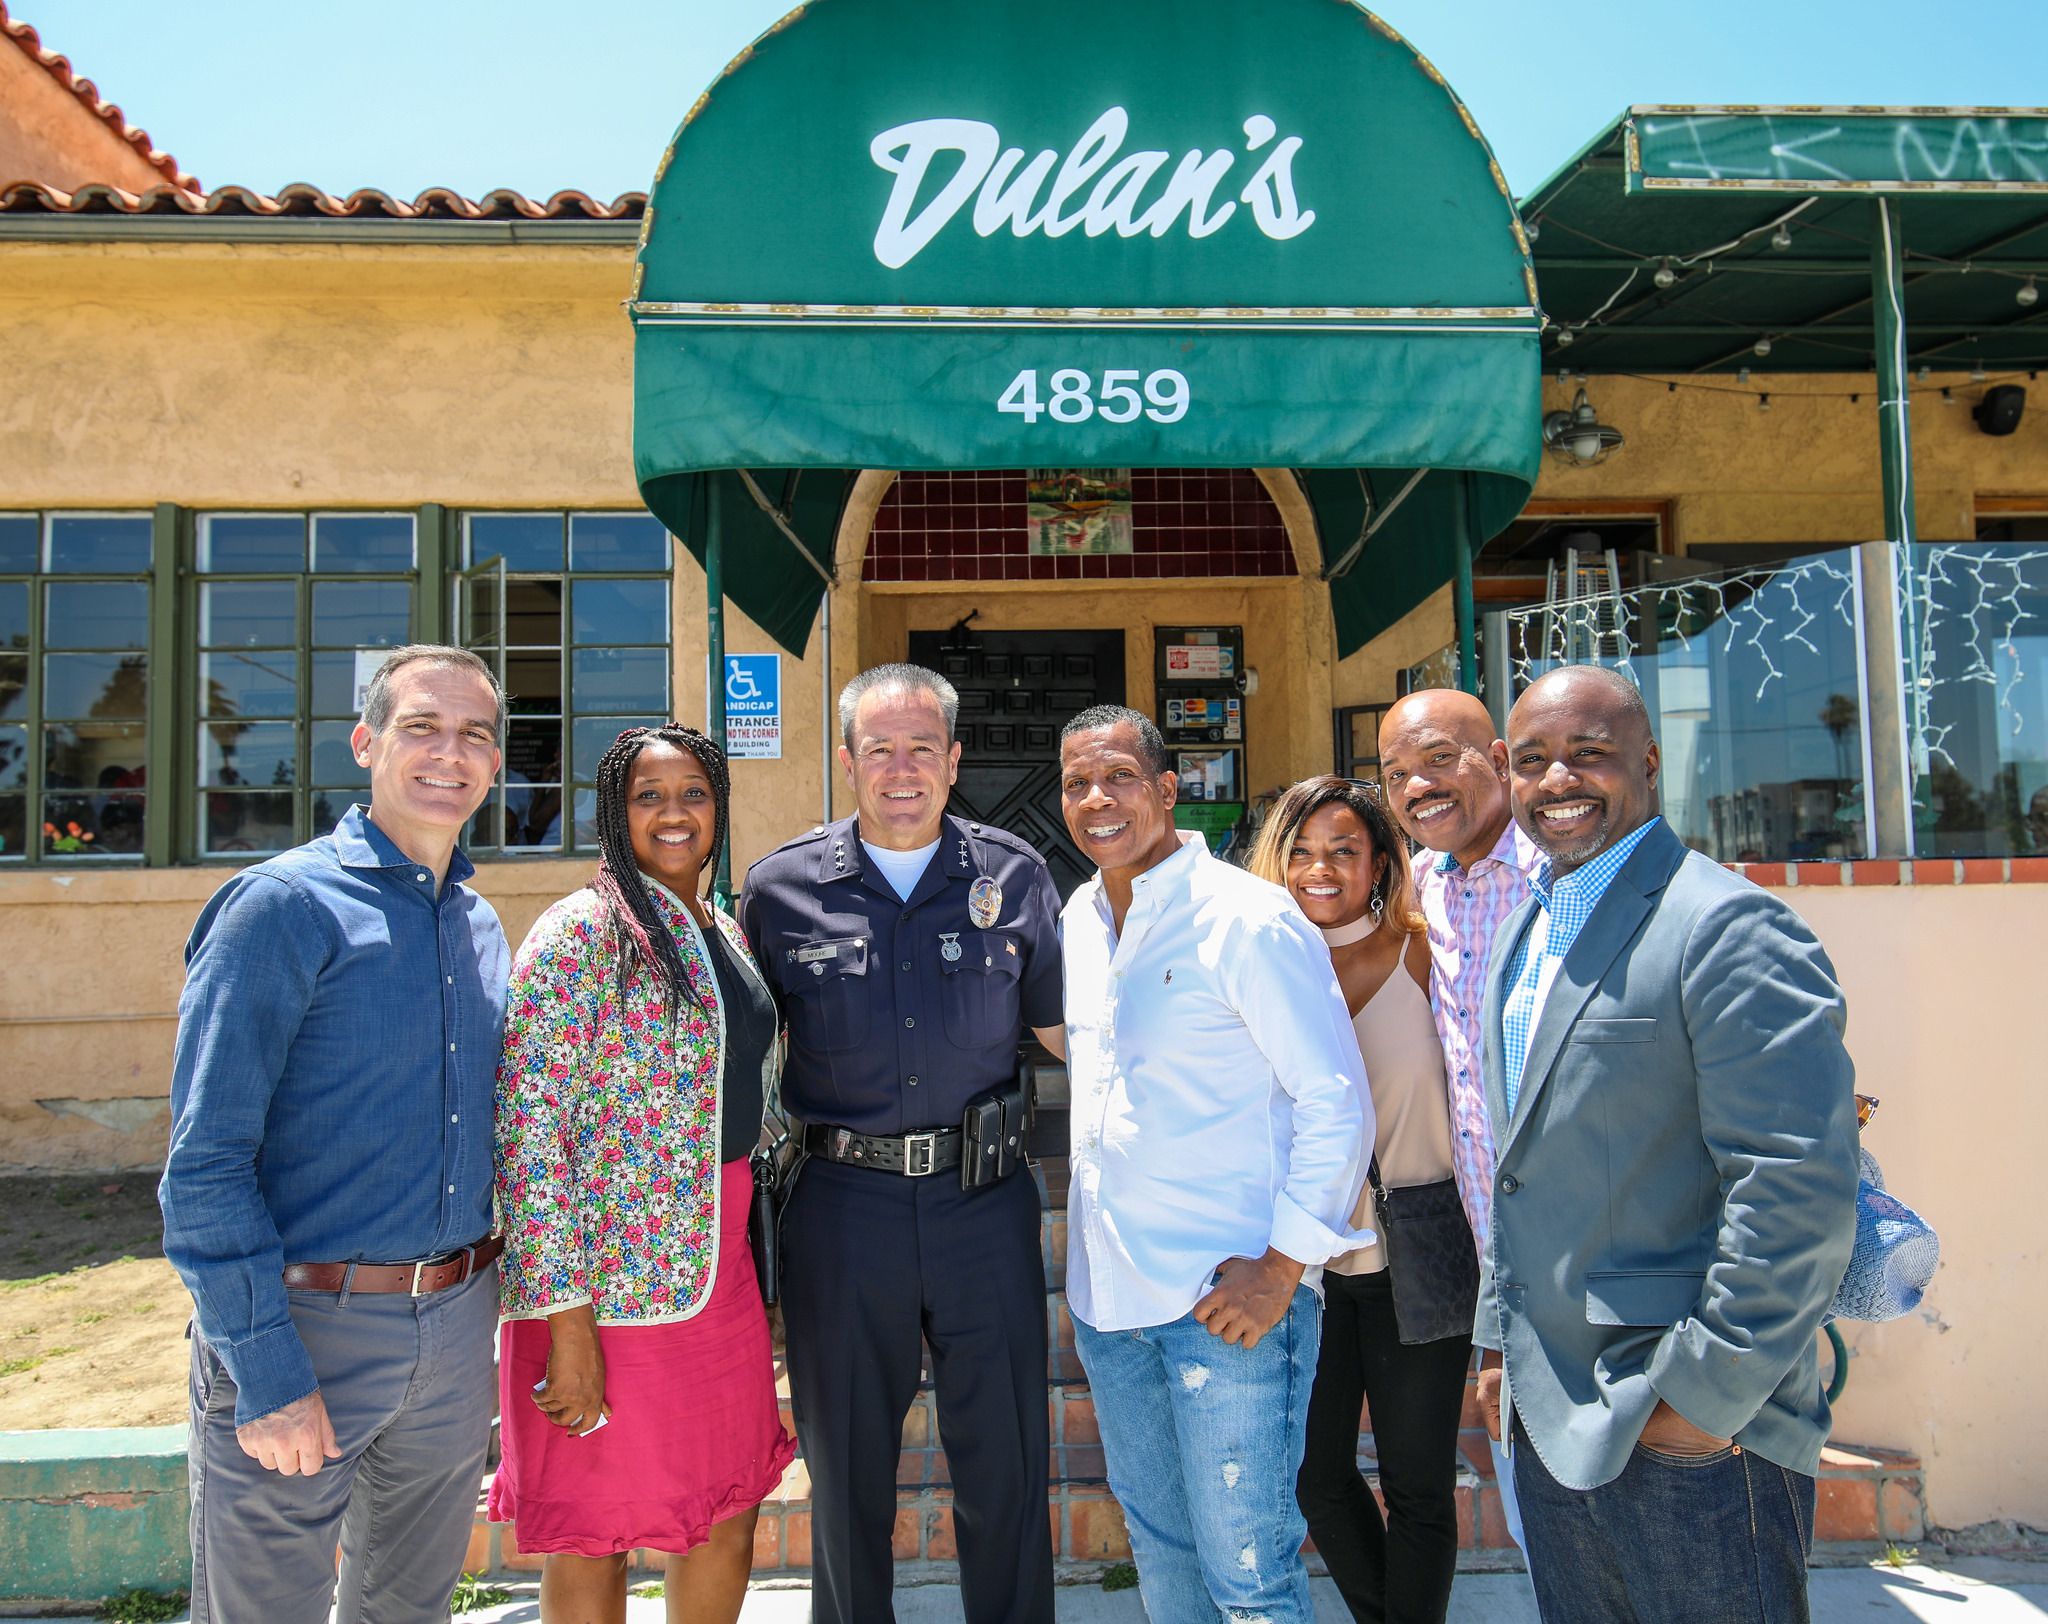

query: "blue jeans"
(1512, 1416), (1815, 1624)
(1074, 1285), (1322, 1624)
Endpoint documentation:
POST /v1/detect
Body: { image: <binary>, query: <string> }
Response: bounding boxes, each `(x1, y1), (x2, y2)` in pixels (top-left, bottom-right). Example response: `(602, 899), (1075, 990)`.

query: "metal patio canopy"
(1522, 106), (2048, 544)
(628, 0), (1549, 802)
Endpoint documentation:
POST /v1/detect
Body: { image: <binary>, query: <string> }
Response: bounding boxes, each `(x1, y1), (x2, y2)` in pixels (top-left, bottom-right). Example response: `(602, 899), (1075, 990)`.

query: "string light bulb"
(1970, 363), (1988, 384)
(2019, 277), (2039, 308)
(1916, 365), (1931, 384)
(1753, 336), (1773, 357)
(1942, 388), (1956, 404)
(1738, 366), (1751, 385)
(1654, 258), (1677, 289)
(1555, 328), (1575, 347)
(1771, 224), (1794, 251)
(1758, 394), (1772, 412)
(1524, 216), (1542, 243)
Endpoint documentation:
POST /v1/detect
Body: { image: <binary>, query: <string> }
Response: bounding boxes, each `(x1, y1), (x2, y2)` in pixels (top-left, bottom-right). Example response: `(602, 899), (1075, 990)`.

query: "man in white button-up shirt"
(1056, 706), (1374, 1624)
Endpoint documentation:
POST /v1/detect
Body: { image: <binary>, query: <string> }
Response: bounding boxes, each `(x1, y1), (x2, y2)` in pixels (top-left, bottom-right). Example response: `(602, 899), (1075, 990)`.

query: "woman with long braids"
(491, 724), (794, 1624)
(1248, 777), (1474, 1624)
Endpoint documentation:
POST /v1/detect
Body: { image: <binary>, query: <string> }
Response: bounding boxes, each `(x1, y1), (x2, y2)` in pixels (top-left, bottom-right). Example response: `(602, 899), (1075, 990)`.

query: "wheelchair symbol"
(726, 663), (764, 703)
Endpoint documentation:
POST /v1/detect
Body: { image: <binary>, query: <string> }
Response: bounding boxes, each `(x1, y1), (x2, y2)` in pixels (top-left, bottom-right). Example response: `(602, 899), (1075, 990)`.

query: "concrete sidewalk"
(16, 1561), (2044, 1622)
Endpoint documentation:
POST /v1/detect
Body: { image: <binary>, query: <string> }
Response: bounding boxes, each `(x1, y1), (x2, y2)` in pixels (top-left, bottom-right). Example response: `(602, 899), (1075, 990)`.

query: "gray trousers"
(187, 1263), (498, 1624)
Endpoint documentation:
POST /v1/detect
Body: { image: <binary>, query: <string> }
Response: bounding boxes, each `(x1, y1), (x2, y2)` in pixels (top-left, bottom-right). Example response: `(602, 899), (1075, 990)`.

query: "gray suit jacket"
(1475, 819), (1857, 1491)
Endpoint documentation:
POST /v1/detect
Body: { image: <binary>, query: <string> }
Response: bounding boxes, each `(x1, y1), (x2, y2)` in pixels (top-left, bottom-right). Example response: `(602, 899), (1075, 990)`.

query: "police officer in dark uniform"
(740, 663), (1063, 1624)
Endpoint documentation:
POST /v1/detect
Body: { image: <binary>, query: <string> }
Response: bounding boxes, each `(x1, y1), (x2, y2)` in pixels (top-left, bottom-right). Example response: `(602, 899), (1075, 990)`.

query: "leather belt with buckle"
(804, 1123), (963, 1177)
(282, 1235), (504, 1295)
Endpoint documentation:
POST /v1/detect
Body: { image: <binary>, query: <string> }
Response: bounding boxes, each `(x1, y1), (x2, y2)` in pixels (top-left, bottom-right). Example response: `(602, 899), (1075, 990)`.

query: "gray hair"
(1061, 705), (1170, 776)
(360, 644), (508, 740)
(838, 662), (959, 748)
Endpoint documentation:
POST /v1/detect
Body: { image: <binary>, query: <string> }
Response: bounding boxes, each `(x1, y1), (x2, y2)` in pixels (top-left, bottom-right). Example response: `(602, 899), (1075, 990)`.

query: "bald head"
(1378, 688), (1512, 865)
(1508, 665), (1660, 873)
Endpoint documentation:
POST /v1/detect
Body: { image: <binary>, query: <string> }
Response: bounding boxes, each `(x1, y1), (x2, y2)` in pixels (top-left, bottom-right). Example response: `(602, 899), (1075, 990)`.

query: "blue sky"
(23, 0), (2048, 201)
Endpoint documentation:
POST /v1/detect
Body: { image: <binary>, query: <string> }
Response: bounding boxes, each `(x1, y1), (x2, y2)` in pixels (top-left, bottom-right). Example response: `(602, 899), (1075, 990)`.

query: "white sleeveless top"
(1324, 925), (1458, 1277)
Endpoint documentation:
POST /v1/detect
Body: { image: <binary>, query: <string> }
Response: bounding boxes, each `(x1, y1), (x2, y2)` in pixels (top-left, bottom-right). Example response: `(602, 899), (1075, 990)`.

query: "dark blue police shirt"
(739, 813), (1062, 1135)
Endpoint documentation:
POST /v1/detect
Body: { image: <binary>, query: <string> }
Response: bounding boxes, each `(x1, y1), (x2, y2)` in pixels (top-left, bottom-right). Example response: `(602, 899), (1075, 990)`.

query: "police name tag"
(794, 944), (838, 962)
(969, 876), (1003, 929)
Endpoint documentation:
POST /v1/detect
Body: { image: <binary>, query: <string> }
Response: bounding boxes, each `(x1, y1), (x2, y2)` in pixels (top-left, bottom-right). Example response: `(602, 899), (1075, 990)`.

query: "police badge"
(968, 876), (1003, 929)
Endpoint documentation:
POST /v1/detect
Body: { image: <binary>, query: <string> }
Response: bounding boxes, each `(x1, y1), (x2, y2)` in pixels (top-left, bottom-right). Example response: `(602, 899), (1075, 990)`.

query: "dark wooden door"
(908, 628), (1125, 899)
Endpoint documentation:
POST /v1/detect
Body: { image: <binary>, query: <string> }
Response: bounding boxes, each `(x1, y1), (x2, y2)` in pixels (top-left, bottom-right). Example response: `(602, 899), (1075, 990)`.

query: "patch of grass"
(77, 1243), (99, 1256)
(450, 1572), (513, 1612)
(0, 1354), (44, 1376)
(1883, 1542), (1920, 1569)
(29, 1230), (45, 1239)
(133, 1302), (157, 1314)
(632, 1581), (666, 1598)
(14, 1325), (37, 1337)
(76, 1311), (108, 1325)
(78, 1210), (96, 1222)
(95, 1588), (188, 1623)
(4, 1273), (58, 1291)
(1101, 1561), (1139, 1592)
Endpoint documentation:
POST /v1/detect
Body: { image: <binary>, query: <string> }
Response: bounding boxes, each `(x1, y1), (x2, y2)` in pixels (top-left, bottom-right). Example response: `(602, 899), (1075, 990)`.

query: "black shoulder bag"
(747, 1038), (804, 1307)
(1366, 1159), (1481, 1346)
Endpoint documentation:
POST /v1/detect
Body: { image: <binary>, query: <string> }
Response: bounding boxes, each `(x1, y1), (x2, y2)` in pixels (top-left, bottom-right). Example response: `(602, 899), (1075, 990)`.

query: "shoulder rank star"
(968, 876), (1003, 929)
(939, 933), (963, 962)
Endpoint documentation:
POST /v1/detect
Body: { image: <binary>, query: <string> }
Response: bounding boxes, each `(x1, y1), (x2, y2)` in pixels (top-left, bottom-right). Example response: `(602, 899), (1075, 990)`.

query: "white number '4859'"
(997, 369), (1189, 425)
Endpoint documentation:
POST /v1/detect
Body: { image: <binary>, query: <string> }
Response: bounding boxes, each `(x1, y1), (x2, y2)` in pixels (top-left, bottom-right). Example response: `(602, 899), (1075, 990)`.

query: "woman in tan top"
(1249, 777), (1472, 1624)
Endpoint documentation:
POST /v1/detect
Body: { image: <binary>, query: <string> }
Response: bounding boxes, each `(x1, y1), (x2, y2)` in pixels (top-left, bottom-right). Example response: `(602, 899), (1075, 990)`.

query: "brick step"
(472, 1162), (1924, 1575)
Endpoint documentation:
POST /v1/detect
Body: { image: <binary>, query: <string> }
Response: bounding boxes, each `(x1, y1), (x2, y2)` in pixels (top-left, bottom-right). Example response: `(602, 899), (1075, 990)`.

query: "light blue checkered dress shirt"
(1500, 818), (1662, 1115)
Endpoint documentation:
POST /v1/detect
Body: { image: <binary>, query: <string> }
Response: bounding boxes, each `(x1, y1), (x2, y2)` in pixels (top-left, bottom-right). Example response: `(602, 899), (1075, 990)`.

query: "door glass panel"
(571, 648), (668, 712)
(312, 515), (413, 573)
(309, 720), (368, 787)
(311, 581), (410, 647)
(203, 720), (298, 788)
(0, 581), (29, 648)
(572, 579), (667, 645)
(43, 723), (146, 855)
(573, 715), (663, 779)
(506, 653), (562, 714)
(202, 652), (298, 718)
(506, 581), (564, 647)
(0, 723), (25, 787)
(0, 658), (23, 720)
(310, 650), (364, 716)
(569, 513), (669, 572)
(46, 582), (148, 649)
(199, 515), (306, 573)
(0, 794), (23, 857)
(469, 514), (563, 573)
(44, 653), (146, 719)
(204, 791), (294, 855)
(0, 516), (36, 573)
(201, 581), (297, 648)
(46, 516), (150, 574)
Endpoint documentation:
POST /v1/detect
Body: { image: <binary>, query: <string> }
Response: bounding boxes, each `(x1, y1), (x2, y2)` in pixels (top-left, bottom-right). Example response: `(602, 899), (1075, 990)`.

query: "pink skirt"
(489, 1159), (797, 1556)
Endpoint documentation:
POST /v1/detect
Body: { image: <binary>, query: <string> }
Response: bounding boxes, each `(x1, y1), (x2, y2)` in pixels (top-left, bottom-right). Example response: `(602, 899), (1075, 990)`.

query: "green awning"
(1524, 107), (2048, 375)
(632, 0), (1544, 656)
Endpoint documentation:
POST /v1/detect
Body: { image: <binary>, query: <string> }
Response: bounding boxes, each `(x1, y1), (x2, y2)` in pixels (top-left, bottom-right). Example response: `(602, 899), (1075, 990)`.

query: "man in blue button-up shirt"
(162, 646), (511, 1624)
(1475, 665), (1856, 1624)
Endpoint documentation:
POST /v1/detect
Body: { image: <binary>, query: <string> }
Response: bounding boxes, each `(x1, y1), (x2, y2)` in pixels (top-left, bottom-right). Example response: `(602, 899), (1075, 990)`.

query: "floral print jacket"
(495, 882), (769, 1324)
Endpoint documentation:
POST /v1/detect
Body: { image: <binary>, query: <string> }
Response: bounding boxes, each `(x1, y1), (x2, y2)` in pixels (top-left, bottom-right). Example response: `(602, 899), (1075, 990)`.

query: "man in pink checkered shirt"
(1379, 688), (1541, 1568)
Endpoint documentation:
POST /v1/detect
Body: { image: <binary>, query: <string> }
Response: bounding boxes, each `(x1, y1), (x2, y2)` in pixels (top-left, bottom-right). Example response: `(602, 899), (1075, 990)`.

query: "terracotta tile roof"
(2, 1), (197, 192)
(0, 178), (647, 219)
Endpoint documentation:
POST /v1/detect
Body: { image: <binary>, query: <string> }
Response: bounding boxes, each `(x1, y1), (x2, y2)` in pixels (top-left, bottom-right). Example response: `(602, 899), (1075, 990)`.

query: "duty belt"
(804, 1122), (964, 1177)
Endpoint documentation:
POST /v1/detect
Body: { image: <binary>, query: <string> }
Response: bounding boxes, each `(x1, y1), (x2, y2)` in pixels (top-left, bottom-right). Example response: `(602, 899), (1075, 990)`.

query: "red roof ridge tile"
(0, 178), (648, 221)
(1, 1), (199, 193)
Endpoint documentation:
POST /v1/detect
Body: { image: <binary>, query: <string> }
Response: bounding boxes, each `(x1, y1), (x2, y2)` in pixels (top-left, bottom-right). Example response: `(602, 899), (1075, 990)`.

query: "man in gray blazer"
(1474, 666), (1857, 1624)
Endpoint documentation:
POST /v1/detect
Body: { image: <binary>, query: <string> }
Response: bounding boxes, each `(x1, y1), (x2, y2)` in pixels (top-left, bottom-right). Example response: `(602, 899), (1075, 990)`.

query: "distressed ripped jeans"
(1074, 1285), (1321, 1624)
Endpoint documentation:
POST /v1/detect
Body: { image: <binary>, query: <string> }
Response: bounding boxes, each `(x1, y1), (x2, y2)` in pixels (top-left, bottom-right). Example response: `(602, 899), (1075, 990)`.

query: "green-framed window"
(0, 512), (155, 862)
(457, 512), (672, 855)
(192, 512), (416, 856)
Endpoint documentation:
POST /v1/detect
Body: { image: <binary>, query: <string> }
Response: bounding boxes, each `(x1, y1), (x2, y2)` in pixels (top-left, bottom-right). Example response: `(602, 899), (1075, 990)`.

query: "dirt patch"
(0, 1255), (192, 1429)
(0, 1174), (166, 1279)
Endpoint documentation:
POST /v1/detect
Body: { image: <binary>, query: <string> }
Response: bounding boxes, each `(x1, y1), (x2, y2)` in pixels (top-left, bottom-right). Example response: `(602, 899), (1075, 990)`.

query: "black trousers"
(781, 1157), (1054, 1624)
(1296, 1268), (1474, 1624)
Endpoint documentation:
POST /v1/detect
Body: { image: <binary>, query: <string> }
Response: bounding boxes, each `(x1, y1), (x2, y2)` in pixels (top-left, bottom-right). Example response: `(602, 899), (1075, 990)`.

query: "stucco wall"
(1770, 881), (2048, 1531)
(0, 858), (585, 1171)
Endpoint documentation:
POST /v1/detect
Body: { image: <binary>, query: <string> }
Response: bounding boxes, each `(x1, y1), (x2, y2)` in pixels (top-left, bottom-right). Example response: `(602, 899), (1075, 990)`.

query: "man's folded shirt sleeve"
(159, 873), (327, 1424)
(1233, 912), (1377, 1266)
